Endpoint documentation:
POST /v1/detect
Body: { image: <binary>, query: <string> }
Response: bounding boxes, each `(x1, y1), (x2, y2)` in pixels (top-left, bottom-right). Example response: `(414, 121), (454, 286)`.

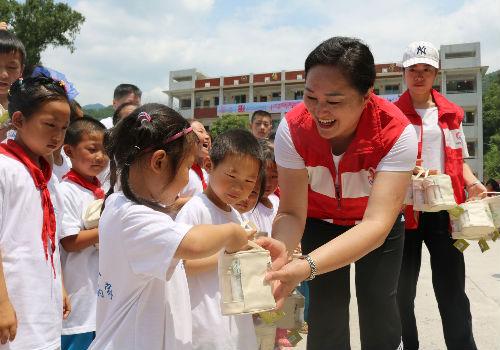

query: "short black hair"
(0, 30), (26, 66)
(65, 116), (106, 146)
(69, 99), (83, 122)
(251, 110), (272, 123)
(305, 36), (375, 95)
(113, 102), (138, 126)
(113, 83), (142, 100)
(8, 76), (69, 119)
(486, 178), (500, 192)
(210, 129), (264, 171)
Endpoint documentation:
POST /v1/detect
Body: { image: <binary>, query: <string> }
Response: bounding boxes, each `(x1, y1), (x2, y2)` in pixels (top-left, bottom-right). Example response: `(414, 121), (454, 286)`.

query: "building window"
(294, 90), (304, 100)
(214, 96), (219, 106)
(446, 77), (476, 94)
(260, 96), (267, 102)
(463, 110), (476, 125)
(466, 141), (476, 158)
(203, 100), (210, 107)
(384, 84), (400, 94)
(234, 94), (246, 104)
(180, 98), (191, 109)
(195, 97), (202, 108)
(271, 92), (281, 101)
(445, 51), (476, 59)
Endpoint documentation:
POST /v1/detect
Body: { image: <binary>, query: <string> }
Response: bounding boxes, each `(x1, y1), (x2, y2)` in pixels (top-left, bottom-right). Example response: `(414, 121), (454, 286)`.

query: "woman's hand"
(466, 181), (487, 201)
(0, 298), (17, 344)
(254, 236), (288, 271)
(265, 258), (310, 308)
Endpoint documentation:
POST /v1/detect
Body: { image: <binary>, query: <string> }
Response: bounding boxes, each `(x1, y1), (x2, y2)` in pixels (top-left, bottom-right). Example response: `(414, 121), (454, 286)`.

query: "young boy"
(58, 117), (108, 350)
(0, 30), (24, 141)
(176, 129), (263, 350)
(250, 110), (273, 140)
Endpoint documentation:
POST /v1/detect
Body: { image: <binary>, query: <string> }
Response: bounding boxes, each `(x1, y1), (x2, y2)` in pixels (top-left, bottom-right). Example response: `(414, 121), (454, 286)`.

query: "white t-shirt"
(52, 149), (72, 182)
(59, 179), (99, 335)
(100, 117), (113, 129)
(0, 155), (63, 350)
(414, 107), (469, 174)
(176, 194), (258, 350)
(244, 194), (279, 236)
(179, 168), (209, 198)
(275, 117), (417, 172)
(89, 192), (193, 350)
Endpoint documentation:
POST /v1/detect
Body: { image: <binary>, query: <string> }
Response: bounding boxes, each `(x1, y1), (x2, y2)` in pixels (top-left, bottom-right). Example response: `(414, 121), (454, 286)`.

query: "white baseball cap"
(402, 41), (439, 69)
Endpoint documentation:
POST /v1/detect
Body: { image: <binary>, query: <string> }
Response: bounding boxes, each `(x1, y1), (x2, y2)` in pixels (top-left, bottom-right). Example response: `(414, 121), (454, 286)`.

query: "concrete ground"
(295, 241), (500, 349)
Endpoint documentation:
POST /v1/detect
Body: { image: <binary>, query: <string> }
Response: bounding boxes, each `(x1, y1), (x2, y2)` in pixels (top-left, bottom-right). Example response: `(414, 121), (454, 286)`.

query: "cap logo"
(416, 45), (427, 55)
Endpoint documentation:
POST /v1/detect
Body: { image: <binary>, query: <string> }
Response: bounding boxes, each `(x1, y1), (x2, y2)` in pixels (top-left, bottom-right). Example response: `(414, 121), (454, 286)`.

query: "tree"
(210, 114), (249, 137)
(0, 0), (85, 69)
(83, 106), (114, 121)
(484, 133), (500, 180)
(483, 71), (500, 152)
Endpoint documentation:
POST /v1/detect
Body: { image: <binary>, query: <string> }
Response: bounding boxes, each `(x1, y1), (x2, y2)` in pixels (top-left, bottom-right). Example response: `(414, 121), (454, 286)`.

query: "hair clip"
(137, 112), (152, 124)
(165, 126), (193, 143)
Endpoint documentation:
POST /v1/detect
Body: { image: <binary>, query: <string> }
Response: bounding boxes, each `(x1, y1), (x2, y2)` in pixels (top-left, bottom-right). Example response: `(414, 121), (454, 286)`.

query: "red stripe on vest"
(287, 93), (409, 226)
(395, 89), (466, 229)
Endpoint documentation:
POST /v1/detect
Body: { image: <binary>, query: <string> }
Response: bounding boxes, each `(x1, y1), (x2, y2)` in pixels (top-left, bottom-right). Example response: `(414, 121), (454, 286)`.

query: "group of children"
(0, 29), (288, 350)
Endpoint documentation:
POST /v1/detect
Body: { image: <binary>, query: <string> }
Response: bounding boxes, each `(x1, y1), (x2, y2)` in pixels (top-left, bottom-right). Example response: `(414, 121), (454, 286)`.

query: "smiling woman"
(268, 37), (418, 350)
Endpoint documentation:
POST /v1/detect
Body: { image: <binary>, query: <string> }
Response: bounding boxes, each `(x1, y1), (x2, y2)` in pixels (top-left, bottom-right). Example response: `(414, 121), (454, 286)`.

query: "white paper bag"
(422, 174), (457, 212)
(82, 199), (104, 229)
(451, 200), (495, 240)
(219, 240), (276, 315)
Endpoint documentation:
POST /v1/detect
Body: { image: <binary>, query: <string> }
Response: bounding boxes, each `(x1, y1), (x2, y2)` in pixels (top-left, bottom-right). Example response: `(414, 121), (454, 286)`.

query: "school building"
(164, 42), (487, 179)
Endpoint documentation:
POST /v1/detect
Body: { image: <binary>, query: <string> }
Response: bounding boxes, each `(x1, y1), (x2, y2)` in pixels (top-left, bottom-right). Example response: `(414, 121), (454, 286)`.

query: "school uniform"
(89, 192), (192, 350)
(176, 193), (258, 350)
(0, 140), (64, 350)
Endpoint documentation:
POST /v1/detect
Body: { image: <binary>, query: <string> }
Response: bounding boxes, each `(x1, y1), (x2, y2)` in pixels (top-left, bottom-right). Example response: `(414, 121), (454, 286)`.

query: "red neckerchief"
(191, 163), (207, 190)
(63, 169), (104, 199)
(0, 140), (56, 276)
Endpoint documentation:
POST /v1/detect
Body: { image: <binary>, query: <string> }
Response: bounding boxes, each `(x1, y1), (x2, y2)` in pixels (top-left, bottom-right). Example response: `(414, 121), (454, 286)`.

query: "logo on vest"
(367, 167), (376, 186)
(416, 46), (426, 55)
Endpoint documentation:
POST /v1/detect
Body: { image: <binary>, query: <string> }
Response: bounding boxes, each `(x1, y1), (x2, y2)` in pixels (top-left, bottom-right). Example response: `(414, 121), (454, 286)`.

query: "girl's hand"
(62, 288), (71, 320)
(265, 258), (311, 308)
(0, 298), (17, 344)
(225, 223), (253, 254)
(466, 181), (487, 201)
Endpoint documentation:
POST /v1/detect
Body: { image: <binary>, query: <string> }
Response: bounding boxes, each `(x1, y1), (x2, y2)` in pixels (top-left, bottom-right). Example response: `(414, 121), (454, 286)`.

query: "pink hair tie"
(137, 112), (152, 124)
(165, 126), (193, 143)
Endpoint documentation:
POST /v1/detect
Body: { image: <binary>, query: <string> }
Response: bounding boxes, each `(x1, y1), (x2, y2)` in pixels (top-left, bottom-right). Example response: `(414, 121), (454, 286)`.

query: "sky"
(41, 0), (500, 106)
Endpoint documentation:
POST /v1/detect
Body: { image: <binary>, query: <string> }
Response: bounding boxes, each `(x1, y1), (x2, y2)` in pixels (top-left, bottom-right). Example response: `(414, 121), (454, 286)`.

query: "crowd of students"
(0, 24), (489, 350)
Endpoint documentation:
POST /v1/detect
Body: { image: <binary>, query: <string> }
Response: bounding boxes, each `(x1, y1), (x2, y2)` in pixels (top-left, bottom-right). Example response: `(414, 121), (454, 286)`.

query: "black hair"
(69, 99), (83, 122)
(486, 178), (500, 192)
(251, 110), (272, 123)
(259, 138), (275, 163)
(210, 129), (264, 170)
(305, 36), (375, 95)
(113, 83), (142, 101)
(64, 116), (106, 146)
(8, 76), (69, 119)
(268, 131), (276, 141)
(105, 103), (197, 208)
(0, 30), (26, 66)
(113, 102), (139, 126)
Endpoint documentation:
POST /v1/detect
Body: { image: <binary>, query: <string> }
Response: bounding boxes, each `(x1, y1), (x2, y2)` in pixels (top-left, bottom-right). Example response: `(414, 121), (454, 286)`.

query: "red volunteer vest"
(395, 89), (466, 229)
(287, 93), (409, 226)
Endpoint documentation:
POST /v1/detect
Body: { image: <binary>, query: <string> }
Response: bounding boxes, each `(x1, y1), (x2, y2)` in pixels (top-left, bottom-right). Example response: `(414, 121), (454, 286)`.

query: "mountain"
(83, 103), (107, 110)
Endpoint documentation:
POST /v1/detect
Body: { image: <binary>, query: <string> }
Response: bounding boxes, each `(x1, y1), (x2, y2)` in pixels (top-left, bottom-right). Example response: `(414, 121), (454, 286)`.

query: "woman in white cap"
(395, 41), (484, 350)
(266, 36), (418, 350)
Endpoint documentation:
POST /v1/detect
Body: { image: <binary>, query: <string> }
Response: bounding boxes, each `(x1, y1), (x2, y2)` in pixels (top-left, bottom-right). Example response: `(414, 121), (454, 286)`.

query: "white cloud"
(41, 0), (500, 105)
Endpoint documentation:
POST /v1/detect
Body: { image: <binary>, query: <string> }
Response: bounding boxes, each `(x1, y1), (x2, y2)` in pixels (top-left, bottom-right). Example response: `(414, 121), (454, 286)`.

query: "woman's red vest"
(287, 93), (409, 226)
(395, 89), (467, 229)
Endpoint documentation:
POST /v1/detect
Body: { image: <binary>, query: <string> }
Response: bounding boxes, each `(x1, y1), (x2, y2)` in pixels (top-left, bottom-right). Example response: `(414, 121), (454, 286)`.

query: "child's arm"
(184, 253), (219, 276)
(0, 252), (17, 344)
(174, 223), (249, 260)
(60, 228), (99, 252)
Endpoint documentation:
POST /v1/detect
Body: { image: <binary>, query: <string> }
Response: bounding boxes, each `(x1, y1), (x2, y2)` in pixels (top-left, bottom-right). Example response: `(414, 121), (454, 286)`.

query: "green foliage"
(484, 134), (500, 180)
(210, 114), (249, 137)
(83, 106), (114, 121)
(0, 0), (85, 69)
(483, 71), (500, 151)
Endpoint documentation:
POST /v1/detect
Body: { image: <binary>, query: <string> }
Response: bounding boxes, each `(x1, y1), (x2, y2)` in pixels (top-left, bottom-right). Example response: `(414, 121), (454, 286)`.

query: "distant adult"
(100, 83), (142, 129)
(267, 37), (418, 349)
(250, 110), (273, 139)
(395, 41), (484, 350)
